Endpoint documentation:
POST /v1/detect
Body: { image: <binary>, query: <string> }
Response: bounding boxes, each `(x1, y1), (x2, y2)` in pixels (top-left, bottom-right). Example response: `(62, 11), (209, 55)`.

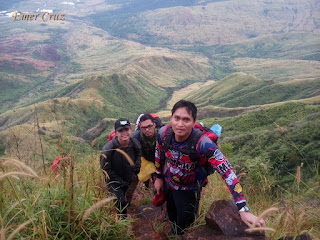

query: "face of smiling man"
(170, 106), (195, 142)
(116, 128), (132, 147)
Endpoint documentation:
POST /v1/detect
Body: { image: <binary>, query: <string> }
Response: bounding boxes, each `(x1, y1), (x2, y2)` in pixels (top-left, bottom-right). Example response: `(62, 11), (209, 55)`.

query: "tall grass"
(0, 154), (132, 239)
(1, 144), (319, 239)
(197, 157), (320, 240)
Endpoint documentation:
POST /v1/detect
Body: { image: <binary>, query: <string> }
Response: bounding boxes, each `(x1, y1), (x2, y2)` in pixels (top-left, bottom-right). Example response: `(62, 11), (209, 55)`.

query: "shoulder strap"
(131, 137), (141, 154)
(162, 126), (204, 162)
(187, 129), (204, 162)
(162, 125), (173, 153)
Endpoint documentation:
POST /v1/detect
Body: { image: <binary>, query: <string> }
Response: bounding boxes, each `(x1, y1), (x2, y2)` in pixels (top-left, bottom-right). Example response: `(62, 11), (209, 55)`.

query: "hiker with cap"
(154, 100), (266, 235)
(100, 118), (141, 218)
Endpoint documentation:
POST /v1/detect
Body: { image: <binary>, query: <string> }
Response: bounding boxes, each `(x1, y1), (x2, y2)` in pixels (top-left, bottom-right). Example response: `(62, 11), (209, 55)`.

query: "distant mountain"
(193, 32), (320, 80)
(0, 21), (209, 113)
(91, 0), (320, 46)
(0, 54), (210, 136)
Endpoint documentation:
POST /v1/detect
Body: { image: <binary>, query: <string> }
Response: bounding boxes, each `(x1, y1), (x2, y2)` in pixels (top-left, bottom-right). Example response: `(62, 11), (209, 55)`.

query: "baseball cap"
(114, 118), (131, 131)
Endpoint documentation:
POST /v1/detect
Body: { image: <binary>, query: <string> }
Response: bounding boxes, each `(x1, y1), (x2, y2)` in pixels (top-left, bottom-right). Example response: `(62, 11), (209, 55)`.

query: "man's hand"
(240, 211), (266, 228)
(154, 178), (163, 195)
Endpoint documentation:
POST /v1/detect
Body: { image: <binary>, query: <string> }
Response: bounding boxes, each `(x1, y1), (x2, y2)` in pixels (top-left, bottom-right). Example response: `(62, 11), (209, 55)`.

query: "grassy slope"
(0, 73), (164, 134)
(0, 52), (211, 147)
(211, 33), (320, 61)
(0, 19), (78, 113)
(120, 55), (210, 87)
(188, 32), (320, 80)
(92, 0), (320, 46)
(186, 72), (320, 108)
(0, 2), (211, 114)
(199, 98), (320, 187)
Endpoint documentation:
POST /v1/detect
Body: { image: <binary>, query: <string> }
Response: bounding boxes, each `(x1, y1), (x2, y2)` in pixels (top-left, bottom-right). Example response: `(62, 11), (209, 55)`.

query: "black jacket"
(100, 136), (141, 186)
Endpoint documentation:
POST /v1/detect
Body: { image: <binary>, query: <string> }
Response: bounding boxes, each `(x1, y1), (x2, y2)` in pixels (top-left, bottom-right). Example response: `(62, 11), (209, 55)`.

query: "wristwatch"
(238, 205), (250, 213)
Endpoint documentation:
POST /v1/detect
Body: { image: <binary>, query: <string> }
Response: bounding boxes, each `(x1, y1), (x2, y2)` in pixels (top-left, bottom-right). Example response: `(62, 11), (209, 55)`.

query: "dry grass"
(264, 202), (320, 239)
(80, 196), (116, 224)
(6, 219), (34, 240)
(0, 172), (39, 181)
(246, 207), (278, 233)
(115, 149), (134, 167)
(232, 58), (320, 82)
(3, 158), (39, 177)
(198, 170), (320, 240)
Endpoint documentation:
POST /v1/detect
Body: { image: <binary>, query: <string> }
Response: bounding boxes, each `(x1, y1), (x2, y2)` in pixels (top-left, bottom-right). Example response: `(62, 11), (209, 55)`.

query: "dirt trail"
(127, 183), (171, 240)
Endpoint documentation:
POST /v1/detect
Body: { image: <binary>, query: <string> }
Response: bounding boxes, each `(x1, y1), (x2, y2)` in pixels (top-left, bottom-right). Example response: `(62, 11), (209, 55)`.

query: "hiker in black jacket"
(100, 118), (141, 217)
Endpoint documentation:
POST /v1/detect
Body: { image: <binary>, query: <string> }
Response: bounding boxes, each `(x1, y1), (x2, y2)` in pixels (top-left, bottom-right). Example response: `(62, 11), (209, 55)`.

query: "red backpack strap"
(108, 131), (116, 142)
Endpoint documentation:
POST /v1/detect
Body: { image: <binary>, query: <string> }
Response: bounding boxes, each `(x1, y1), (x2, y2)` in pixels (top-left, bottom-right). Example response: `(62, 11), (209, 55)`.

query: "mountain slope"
(92, 0), (320, 46)
(197, 98), (320, 187)
(0, 14), (210, 114)
(120, 55), (210, 87)
(189, 32), (320, 80)
(0, 51), (211, 136)
(186, 73), (320, 108)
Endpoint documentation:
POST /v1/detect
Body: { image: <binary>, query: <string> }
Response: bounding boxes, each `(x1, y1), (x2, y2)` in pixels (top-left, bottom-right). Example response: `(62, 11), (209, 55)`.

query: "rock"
(205, 199), (265, 238)
(183, 226), (265, 240)
(132, 200), (266, 240)
(37, 128), (46, 135)
(278, 234), (312, 240)
(82, 118), (114, 141)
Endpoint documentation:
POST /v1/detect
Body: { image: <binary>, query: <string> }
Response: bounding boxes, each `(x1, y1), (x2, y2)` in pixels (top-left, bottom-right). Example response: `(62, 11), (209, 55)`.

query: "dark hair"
(171, 100), (197, 121)
(139, 113), (155, 124)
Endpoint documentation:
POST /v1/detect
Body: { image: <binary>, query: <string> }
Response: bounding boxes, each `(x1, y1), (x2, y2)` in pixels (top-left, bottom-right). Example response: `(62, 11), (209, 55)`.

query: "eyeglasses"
(140, 124), (155, 131)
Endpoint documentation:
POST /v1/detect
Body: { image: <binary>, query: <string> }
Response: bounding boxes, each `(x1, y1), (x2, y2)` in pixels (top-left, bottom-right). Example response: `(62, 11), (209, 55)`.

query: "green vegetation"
(187, 73), (320, 108)
(200, 101), (320, 190)
(209, 33), (320, 61)
(183, 32), (320, 80)
(0, 97), (319, 239)
(0, 25), (79, 114)
(0, 155), (133, 239)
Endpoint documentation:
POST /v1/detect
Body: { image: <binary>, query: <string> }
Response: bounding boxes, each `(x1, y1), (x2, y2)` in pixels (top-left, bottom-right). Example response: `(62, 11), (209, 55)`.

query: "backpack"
(107, 130), (116, 142)
(135, 113), (165, 131)
(150, 113), (165, 129)
(50, 156), (61, 173)
(161, 125), (216, 184)
(194, 122), (218, 143)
